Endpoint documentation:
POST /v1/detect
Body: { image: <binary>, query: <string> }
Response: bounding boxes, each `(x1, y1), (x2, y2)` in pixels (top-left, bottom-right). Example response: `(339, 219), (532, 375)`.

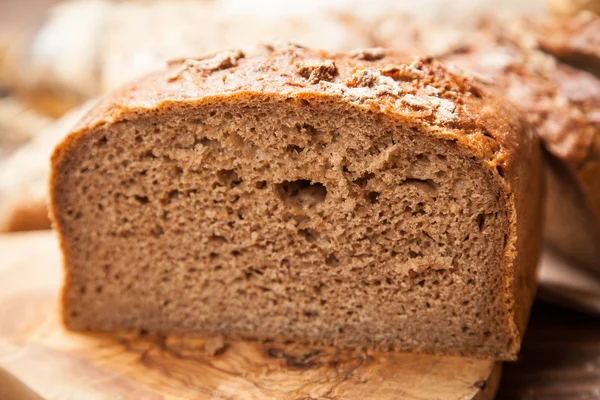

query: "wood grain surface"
(0, 231), (500, 400)
(498, 301), (600, 399)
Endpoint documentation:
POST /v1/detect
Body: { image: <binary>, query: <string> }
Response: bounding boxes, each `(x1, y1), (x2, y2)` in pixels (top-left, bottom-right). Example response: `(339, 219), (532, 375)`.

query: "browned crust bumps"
(50, 45), (542, 359)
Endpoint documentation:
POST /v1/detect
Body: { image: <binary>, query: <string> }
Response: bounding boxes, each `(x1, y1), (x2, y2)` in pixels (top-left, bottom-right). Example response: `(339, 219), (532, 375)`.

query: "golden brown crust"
(52, 45), (542, 358)
(70, 45), (522, 170)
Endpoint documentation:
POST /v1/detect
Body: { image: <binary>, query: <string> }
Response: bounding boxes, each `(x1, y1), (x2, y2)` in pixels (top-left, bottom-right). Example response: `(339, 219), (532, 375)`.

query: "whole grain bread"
(50, 45), (543, 360)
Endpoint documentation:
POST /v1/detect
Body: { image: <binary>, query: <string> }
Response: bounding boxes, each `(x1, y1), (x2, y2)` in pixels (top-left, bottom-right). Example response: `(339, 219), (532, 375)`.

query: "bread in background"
(0, 101), (94, 231)
(550, 0), (600, 16)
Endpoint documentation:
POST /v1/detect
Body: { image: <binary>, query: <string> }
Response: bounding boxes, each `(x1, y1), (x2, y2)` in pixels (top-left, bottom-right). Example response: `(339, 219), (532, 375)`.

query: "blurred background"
(1, 0), (600, 397)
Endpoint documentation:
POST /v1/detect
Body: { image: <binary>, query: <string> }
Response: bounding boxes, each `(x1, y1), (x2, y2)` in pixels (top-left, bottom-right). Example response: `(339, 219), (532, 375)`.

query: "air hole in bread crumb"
(313, 283), (326, 294)
(368, 191), (380, 204)
(255, 180), (267, 189)
(208, 234), (228, 245)
(296, 123), (317, 135)
(286, 145), (304, 153)
(299, 228), (319, 242)
(402, 178), (438, 191)
(79, 286), (87, 294)
(326, 254), (341, 266)
(277, 180), (327, 207)
(477, 214), (486, 231)
(160, 190), (180, 205)
(217, 169), (242, 187)
(353, 173), (375, 187)
(134, 195), (149, 205)
(142, 150), (157, 159)
(96, 286), (103, 294)
(97, 136), (108, 147)
(409, 250), (423, 258)
(416, 154), (430, 163)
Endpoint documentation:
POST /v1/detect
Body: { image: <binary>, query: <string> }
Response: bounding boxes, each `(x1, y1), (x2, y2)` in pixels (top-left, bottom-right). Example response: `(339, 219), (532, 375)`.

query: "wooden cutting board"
(0, 231), (500, 400)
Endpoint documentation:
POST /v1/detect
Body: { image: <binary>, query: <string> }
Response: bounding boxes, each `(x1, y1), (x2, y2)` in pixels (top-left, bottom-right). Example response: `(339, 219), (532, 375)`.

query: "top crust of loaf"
(51, 44), (542, 354)
(67, 45), (527, 174)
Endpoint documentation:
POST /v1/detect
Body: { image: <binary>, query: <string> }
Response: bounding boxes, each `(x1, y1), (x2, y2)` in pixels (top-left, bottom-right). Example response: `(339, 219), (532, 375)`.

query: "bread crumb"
(205, 334), (228, 356)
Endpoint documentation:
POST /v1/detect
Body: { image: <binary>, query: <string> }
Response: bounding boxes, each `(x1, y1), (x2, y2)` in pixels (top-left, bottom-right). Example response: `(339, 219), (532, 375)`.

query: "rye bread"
(49, 45), (543, 360)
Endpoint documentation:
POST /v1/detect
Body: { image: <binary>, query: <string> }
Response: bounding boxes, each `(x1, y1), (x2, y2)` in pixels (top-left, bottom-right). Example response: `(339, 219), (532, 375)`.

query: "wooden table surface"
(498, 301), (600, 399)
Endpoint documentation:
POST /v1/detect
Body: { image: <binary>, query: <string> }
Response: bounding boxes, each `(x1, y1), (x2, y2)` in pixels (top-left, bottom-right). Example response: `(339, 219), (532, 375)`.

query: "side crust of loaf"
(49, 46), (543, 360)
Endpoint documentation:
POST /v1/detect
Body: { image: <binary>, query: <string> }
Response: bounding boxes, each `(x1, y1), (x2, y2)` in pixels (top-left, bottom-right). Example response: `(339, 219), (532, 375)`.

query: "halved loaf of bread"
(50, 45), (543, 360)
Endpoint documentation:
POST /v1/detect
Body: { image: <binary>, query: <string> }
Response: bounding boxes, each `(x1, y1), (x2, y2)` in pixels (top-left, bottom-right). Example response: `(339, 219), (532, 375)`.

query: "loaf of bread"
(0, 102), (93, 231)
(50, 45), (542, 360)
(0, 96), (53, 148)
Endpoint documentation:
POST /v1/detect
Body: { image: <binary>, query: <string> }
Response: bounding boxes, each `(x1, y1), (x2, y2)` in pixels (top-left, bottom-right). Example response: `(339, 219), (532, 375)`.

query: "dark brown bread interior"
(50, 46), (542, 360)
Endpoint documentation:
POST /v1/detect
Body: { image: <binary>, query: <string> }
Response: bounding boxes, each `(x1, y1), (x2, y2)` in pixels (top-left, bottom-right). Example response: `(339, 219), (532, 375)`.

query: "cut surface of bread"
(50, 46), (542, 360)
